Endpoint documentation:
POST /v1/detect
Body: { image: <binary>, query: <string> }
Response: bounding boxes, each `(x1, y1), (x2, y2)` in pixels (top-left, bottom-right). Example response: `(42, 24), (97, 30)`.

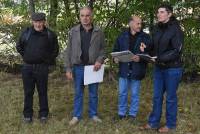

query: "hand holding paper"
(93, 61), (102, 71)
(111, 50), (134, 62)
(84, 64), (105, 85)
(113, 57), (119, 63)
(131, 55), (140, 62)
(136, 54), (157, 63)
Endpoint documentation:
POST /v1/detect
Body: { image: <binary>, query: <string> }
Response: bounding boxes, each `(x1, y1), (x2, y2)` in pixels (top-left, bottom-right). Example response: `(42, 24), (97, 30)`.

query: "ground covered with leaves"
(0, 71), (199, 134)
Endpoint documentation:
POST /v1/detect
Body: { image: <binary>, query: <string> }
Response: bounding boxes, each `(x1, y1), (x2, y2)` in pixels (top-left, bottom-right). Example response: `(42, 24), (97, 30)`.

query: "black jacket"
(152, 17), (184, 68)
(16, 26), (59, 65)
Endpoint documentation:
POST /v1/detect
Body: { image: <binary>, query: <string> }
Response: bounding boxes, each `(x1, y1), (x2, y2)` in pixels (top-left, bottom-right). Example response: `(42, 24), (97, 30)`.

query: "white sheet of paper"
(84, 64), (105, 85)
(111, 50), (134, 62)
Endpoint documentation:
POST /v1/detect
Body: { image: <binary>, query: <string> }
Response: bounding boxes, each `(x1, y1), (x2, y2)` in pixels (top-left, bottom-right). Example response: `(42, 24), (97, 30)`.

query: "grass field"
(0, 71), (199, 134)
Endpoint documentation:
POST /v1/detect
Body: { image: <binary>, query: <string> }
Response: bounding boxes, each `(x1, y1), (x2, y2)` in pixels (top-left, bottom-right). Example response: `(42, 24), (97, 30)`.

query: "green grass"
(0, 71), (200, 134)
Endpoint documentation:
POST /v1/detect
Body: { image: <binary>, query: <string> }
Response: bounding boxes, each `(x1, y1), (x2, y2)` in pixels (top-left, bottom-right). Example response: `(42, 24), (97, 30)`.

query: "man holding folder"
(64, 6), (106, 125)
(113, 16), (151, 120)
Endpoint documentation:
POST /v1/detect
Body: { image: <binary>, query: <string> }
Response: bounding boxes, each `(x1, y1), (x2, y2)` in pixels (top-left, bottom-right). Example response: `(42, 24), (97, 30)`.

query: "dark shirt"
(129, 30), (139, 51)
(80, 25), (93, 65)
(128, 31), (139, 71)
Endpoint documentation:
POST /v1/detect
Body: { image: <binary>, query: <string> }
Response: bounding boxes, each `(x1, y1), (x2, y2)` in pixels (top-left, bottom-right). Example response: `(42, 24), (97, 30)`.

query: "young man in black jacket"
(140, 4), (183, 133)
(16, 12), (59, 123)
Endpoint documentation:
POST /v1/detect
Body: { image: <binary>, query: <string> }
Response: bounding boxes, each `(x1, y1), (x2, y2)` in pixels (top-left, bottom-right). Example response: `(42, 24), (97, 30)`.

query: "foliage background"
(0, 0), (200, 78)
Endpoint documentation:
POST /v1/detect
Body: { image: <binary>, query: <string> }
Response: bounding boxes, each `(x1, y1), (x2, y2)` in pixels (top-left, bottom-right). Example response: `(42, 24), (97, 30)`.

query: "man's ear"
(128, 21), (133, 28)
(45, 21), (48, 27)
(168, 12), (172, 18)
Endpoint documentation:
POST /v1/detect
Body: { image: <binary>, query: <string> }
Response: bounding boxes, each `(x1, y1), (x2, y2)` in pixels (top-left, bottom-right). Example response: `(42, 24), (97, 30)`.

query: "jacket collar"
(74, 24), (100, 32)
(31, 26), (47, 35)
(123, 29), (144, 37)
(157, 16), (179, 29)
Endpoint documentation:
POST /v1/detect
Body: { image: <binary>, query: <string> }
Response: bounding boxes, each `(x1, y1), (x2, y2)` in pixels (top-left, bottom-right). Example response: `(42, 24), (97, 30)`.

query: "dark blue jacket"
(113, 30), (151, 80)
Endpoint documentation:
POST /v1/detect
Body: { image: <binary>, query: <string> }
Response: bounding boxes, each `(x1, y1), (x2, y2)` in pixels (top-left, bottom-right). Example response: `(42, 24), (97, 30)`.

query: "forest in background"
(0, 0), (199, 80)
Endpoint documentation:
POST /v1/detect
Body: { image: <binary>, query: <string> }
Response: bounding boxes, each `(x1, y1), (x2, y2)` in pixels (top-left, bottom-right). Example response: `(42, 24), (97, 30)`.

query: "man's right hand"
(66, 72), (73, 80)
(113, 58), (119, 63)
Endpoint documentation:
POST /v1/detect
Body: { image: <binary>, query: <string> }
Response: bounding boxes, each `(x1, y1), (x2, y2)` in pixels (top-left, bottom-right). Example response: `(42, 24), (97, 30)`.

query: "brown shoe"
(139, 124), (157, 130)
(158, 126), (174, 133)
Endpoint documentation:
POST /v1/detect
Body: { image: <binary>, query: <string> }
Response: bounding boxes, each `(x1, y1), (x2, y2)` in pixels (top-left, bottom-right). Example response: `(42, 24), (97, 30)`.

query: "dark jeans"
(148, 66), (183, 129)
(22, 64), (49, 118)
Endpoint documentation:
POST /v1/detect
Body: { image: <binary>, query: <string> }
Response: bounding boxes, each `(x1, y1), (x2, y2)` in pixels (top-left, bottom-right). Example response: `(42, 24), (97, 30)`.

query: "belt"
(24, 63), (47, 67)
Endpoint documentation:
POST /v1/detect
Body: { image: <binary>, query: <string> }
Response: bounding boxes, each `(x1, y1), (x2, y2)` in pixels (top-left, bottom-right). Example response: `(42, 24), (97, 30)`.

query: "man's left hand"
(140, 42), (146, 52)
(93, 62), (102, 71)
(131, 55), (140, 62)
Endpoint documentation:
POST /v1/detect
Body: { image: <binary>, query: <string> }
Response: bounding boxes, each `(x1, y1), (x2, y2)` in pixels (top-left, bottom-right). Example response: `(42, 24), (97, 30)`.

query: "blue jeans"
(118, 77), (141, 117)
(148, 67), (183, 129)
(72, 65), (99, 119)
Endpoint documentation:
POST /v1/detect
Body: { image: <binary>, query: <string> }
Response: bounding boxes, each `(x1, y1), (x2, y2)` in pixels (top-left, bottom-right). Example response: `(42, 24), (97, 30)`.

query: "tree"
(28, 0), (35, 14)
(0, 0), (200, 78)
(88, 0), (94, 9)
(49, 0), (58, 28)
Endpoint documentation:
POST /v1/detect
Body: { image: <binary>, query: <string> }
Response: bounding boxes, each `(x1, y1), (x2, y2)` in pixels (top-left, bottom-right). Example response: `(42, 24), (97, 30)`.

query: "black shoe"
(119, 115), (126, 120)
(113, 115), (126, 122)
(128, 115), (136, 123)
(23, 117), (32, 123)
(40, 116), (48, 123)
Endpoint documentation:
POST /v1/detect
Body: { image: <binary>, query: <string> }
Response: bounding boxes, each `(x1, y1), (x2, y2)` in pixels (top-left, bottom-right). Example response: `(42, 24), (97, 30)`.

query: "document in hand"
(136, 54), (157, 62)
(110, 50), (134, 62)
(84, 64), (105, 85)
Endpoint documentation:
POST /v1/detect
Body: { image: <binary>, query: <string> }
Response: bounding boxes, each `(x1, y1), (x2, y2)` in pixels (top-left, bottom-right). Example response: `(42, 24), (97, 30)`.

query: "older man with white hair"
(65, 7), (106, 125)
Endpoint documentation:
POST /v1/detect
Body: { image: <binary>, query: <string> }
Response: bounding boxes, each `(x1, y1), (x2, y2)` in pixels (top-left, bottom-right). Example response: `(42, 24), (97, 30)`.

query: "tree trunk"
(149, 10), (154, 34)
(49, 0), (58, 28)
(88, 0), (94, 9)
(28, 0), (35, 15)
(74, 0), (79, 20)
(63, 0), (70, 15)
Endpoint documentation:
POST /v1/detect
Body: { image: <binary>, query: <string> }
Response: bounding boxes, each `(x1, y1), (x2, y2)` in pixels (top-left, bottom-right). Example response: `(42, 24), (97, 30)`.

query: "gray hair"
(79, 6), (93, 16)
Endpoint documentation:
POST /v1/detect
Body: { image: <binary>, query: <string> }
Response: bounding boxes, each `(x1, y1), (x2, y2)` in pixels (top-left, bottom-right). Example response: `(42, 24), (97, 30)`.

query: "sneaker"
(69, 117), (79, 126)
(23, 117), (32, 123)
(40, 116), (48, 123)
(91, 116), (102, 123)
